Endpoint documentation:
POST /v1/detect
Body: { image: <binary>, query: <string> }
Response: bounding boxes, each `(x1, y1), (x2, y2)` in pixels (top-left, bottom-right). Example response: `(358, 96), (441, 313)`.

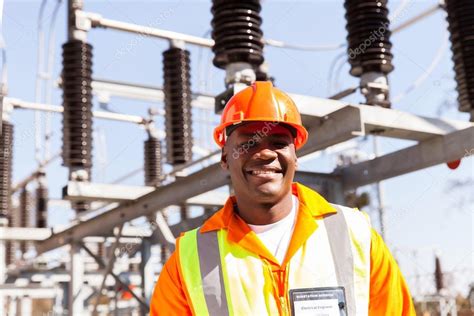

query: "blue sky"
(3, 0), (473, 297)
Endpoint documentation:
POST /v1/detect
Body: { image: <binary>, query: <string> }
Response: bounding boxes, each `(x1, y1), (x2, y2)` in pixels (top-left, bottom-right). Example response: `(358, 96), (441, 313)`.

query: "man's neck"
(234, 192), (294, 225)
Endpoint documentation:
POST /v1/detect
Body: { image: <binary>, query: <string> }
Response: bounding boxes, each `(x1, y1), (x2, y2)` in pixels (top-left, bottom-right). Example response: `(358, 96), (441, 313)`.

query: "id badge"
(289, 286), (347, 316)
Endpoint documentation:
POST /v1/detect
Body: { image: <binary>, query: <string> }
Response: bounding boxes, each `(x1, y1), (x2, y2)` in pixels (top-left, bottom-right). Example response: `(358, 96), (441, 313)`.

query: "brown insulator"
(445, 0), (474, 121)
(36, 183), (48, 228)
(144, 136), (163, 186)
(0, 121), (13, 218)
(163, 47), (193, 165)
(19, 188), (32, 254)
(211, 0), (264, 68)
(61, 40), (93, 170)
(344, 0), (394, 77)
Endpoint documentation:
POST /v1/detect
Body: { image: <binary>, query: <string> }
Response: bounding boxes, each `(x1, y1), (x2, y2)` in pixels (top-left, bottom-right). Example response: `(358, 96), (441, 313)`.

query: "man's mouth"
(247, 170), (282, 175)
(245, 167), (283, 178)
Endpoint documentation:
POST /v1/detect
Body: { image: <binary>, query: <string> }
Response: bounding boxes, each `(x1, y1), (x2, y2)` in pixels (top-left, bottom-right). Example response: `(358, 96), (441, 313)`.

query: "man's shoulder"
(329, 203), (372, 227)
(177, 206), (227, 239)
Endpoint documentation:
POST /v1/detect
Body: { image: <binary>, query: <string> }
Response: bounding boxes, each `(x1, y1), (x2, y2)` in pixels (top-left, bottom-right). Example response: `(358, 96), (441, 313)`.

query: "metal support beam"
(298, 105), (364, 156)
(61, 77), (215, 110)
(92, 224), (123, 315)
(0, 226), (151, 247)
(0, 285), (59, 298)
(340, 126), (474, 190)
(152, 212), (176, 250)
(82, 243), (149, 311)
(63, 181), (228, 206)
(293, 96), (472, 142)
(6, 97), (146, 125)
(69, 243), (85, 315)
(0, 227), (51, 241)
(37, 164), (229, 254)
(81, 11), (214, 47)
(20, 296), (32, 316)
(140, 238), (153, 316)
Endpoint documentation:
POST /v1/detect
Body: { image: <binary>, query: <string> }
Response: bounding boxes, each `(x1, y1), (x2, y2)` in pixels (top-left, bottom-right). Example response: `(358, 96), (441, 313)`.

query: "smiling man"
(150, 82), (415, 315)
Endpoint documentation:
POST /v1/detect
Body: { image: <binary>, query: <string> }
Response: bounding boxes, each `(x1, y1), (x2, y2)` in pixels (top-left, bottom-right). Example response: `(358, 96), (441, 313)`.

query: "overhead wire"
(0, 0), (7, 92)
(327, 51), (347, 96)
(34, 0), (47, 163)
(43, 0), (62, 161)
(392, 25), (450, 104)
(264, 39), (345, 51)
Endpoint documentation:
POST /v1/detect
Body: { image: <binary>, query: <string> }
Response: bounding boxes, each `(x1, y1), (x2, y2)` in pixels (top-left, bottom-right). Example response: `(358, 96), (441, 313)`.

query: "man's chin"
(250, 183), (284, 200)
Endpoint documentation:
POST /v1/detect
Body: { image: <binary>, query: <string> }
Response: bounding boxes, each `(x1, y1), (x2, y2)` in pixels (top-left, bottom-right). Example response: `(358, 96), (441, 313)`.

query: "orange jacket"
(150, 183), (415, 315)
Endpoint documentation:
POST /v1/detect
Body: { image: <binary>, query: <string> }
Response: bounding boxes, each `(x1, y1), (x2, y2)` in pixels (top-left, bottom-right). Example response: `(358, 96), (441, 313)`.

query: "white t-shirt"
(248, 195), (298, 264)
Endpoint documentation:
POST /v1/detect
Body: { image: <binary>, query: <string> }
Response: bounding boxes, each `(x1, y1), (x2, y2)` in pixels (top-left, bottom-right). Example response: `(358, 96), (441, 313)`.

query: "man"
(150, 81), (415, 315)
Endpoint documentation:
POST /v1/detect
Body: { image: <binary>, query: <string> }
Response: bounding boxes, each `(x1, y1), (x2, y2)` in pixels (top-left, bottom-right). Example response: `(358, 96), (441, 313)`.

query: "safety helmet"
(213, 81), (308, 149)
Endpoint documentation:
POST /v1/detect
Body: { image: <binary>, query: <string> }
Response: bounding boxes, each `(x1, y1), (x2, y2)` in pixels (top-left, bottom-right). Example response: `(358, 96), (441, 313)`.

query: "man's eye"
(238, 141), (258, 148)
(273, 141), (289, 148)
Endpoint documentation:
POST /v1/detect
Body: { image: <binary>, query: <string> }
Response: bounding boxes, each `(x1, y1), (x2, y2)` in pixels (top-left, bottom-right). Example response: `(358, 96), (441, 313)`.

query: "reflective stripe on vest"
(197, 230), (229, 315)
(178, 204), (371, 315)
(325, 205), (356, 315)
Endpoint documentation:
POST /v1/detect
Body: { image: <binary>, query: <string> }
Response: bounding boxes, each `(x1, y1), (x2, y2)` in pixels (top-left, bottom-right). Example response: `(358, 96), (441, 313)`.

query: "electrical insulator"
(180, 204), (189, 221)
(144, 136), (163, 187)
(36, 183), (48, 228)
(211, 0), (264, 69)
(160, 210), (169, 264)
(5, 213), (16, 265)
(0, 121), (13, 218)
(163, 47), (193, 165)
(19, 188), (32, 254)
(445, 0), (474, 121)
(129, 262), (140, 272)
(161, 245), (169, 264)
(6, 239), (15, 266)
(97, 242), (106, 260)
(211, 0), (265, 112)
(61, 40), (94, 171)
(434, 256), (444, 292)
(344, 0), (394, 107)
(71, 201), (90, 213)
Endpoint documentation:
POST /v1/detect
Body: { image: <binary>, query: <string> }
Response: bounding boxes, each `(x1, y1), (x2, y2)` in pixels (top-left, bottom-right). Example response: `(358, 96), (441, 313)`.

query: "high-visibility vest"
(178, 204), (372, 315)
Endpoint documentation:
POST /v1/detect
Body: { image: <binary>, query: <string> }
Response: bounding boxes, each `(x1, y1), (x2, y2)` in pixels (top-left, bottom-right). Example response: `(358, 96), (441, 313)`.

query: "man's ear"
(220, 148), (229, 170)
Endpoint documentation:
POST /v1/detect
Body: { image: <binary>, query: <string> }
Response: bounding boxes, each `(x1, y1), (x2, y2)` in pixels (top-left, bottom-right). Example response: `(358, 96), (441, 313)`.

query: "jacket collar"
(200, 182), (336, 233)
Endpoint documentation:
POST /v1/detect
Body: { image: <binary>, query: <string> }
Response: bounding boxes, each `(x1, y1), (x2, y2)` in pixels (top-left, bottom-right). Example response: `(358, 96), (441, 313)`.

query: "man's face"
(221, 121), (297, 203)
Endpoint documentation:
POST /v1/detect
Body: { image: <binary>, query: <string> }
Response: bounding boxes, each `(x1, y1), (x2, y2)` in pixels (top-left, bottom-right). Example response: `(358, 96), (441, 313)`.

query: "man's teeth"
(251, 170), (279, 175)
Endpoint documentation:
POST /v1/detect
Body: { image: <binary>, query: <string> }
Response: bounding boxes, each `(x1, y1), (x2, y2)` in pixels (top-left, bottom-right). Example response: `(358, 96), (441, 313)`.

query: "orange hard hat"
(213, 81), (308, 149)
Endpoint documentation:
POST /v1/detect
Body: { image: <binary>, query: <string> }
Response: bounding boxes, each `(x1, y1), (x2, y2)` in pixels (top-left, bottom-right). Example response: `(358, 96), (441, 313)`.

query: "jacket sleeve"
(369, 228), (416, 315)
(149, 251), (192, 316)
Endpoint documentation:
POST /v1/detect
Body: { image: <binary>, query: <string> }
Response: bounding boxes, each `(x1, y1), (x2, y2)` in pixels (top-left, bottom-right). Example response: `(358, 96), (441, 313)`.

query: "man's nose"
(253, 146), (278, 160)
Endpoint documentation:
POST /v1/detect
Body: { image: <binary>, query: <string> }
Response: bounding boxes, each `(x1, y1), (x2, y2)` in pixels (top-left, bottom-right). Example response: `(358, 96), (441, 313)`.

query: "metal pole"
(140, 238), (153, 316)
(20, 296), (32, 316)
(86, 12), (213, 47)
(68, 0), (86, 42)
(92, 224), (124, 315)
(68, 243), (85, 315)
(372, 136), (386, 241)
(7, 98), (146, 125)
(82, 243), (150, 311)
